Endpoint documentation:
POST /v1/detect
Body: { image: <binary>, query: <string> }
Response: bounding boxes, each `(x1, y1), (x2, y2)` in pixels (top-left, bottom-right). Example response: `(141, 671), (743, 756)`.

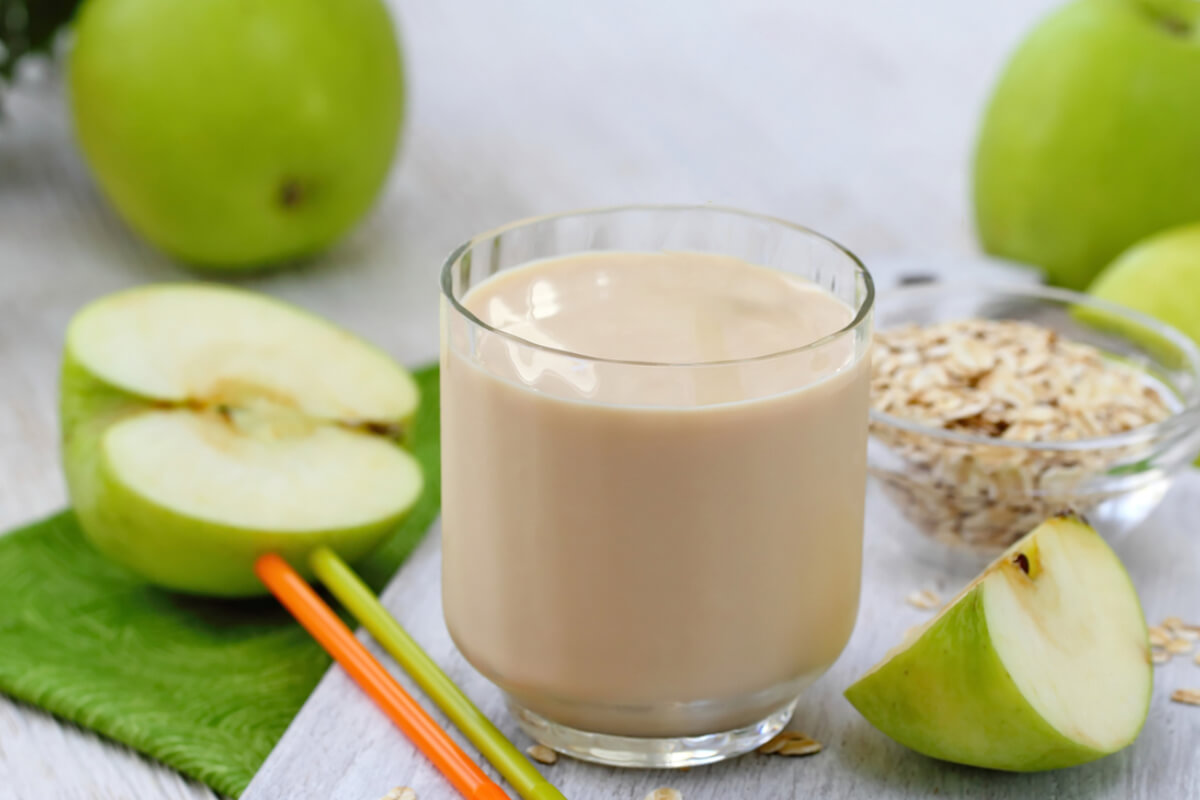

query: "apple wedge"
(845, 515), (1151, 771)
(61, 284), (423, 596)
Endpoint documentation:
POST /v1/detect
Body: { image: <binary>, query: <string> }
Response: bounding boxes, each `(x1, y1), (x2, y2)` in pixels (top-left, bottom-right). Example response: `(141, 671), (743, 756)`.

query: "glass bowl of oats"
(868, 283), (1200, 572)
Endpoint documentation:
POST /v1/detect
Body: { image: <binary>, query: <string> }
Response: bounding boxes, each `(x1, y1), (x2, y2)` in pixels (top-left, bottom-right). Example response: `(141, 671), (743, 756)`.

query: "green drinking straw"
(309, 546), (568, 800)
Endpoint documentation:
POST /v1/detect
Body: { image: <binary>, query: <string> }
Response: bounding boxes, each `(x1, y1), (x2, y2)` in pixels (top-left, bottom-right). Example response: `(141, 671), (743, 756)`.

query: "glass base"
(509, 697), (797, 768)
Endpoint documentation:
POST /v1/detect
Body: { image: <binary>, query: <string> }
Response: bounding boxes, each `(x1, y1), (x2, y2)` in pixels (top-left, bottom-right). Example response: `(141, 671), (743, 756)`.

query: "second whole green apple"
(68, 0), (405, 270)
(1087, 224), (1200, 466)
(974, 0), (1200, 289)
(1089, 222), (1200, 347)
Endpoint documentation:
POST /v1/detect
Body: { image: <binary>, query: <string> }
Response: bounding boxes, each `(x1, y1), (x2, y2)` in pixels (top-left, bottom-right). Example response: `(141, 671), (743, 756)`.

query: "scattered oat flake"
(1194, 652), (1200, 666)
(757, 735), (788, 755)
(779, 738), (824, 757)
(1152, 649), (1170, 665)
(1163, 616), (1185, 631)
(1148, 626), (1171, 647)
(526, 744), (558, 765)
(1167, 638), (1194, 655)
(907, 589), (941, 610)
(758, 730), (823, 757)
(380, 788), (416, 800)
(1170, 688), (1200, 706)
(643, 789), (682, 800)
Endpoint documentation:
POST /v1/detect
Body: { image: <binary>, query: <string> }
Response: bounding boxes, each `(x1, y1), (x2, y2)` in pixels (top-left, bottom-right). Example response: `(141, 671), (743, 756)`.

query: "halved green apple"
(845, 515), (1151, 771)
(61, 284), (422, 596)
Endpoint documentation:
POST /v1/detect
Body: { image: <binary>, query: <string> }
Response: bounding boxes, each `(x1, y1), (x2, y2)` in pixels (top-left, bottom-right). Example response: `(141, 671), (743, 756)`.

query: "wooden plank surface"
(6, 0), (1198, 798)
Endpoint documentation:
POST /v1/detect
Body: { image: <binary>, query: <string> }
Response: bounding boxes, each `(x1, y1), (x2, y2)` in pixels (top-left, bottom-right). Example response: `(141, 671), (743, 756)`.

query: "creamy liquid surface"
(441, 251), (870, 737)
(474, 251), (851, 364)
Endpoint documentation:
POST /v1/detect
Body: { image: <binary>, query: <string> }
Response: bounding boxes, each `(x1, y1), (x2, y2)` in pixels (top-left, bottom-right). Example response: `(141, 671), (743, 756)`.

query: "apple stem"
(1137, 0), (1198, 36)
(1161, 15), (1190, 35)
(279, 179), (304, 209)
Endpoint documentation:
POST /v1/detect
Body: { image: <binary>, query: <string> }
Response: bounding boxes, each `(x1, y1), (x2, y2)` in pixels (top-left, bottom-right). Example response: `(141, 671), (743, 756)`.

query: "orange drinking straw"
(254, 554), (510, 800)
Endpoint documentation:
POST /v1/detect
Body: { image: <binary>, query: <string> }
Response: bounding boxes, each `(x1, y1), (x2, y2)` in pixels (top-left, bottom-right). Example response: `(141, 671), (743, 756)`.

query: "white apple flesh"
(61, 284), (422, 596)
(845, 515), (1151, 771)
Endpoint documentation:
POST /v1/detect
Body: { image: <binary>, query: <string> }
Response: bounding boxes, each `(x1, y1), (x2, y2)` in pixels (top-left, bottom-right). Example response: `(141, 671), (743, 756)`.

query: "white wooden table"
(5, 1), (1198, 798)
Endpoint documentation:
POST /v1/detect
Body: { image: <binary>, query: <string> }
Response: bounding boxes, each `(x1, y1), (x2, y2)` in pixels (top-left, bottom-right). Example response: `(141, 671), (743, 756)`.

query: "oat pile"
(871, 319), (1173, 549)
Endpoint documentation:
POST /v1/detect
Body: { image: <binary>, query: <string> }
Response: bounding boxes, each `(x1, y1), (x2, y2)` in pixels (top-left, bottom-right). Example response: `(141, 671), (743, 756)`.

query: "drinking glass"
(440, 206), (874, 767)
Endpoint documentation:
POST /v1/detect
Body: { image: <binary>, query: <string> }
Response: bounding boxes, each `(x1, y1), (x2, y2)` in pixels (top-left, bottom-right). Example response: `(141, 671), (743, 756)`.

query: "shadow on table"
(834, 715), (1139, 798)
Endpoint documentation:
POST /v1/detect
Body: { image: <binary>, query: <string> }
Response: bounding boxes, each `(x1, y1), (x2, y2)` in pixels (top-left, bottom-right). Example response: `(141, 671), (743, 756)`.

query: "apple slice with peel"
(845, 515), (1151, 771)
(61, 284), (423, 596)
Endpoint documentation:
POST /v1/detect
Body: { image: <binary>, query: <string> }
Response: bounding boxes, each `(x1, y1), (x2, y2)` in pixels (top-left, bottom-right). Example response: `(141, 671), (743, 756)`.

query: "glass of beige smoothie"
(440, 206), (873, 768)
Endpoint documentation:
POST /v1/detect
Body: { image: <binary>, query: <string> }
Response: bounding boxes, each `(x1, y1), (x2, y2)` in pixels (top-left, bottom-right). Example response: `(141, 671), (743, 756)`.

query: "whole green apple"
(974, 0), (1200, 289)
(1089, 222), (1200, 346)
(68, 0), (404, 270)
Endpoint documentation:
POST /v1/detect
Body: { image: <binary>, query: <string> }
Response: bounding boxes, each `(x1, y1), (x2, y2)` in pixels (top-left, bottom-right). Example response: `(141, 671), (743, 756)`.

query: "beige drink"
(440, 208), (873, 766)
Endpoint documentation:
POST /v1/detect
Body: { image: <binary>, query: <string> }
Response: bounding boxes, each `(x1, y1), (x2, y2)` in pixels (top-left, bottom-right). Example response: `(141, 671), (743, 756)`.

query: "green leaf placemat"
(0, 365), (441, 798)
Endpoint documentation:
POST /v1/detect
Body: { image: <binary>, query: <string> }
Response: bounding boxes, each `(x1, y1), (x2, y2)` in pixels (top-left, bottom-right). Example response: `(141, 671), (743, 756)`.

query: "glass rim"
(439, 203), (875, 368)
(869, 282), (1200, 451)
